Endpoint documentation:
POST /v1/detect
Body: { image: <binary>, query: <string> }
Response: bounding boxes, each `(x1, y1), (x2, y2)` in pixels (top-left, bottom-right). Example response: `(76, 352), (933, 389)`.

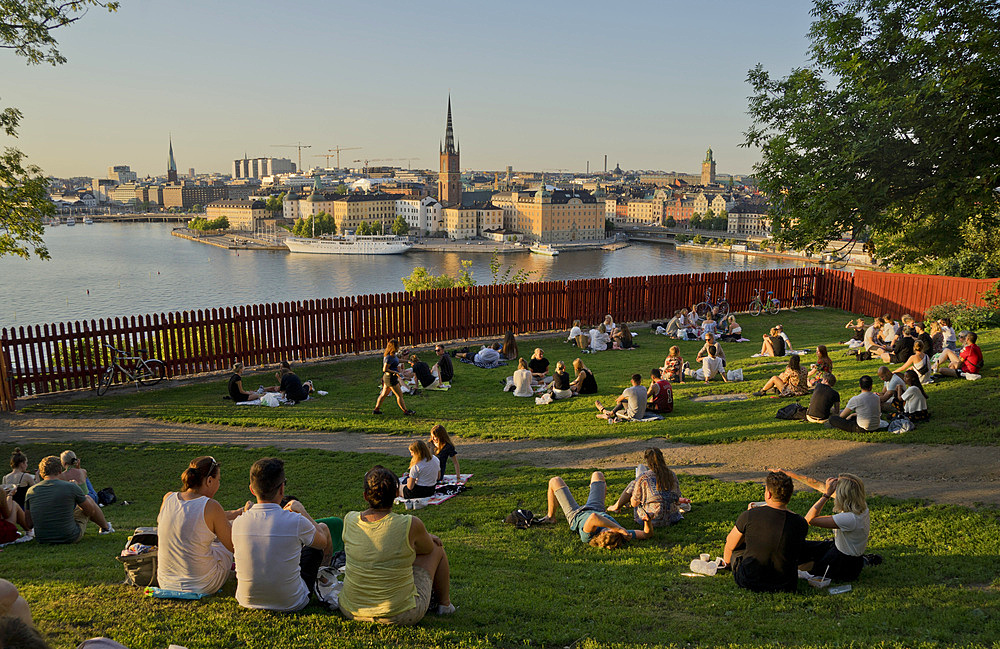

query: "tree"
(292, 212), (334, 237)
(356, 221), (370, 236)
(265, 192), (285, 216)
(665, 216), (676, 228)
(488, 250), (534, 285)
(401, 260), (476, 292)
(689, 214), (702, 229)
(391, 215), (409, 237)
(744, 0), (1000, 273)
(692, 235), (704, 245)
(1, 1), (119, 259)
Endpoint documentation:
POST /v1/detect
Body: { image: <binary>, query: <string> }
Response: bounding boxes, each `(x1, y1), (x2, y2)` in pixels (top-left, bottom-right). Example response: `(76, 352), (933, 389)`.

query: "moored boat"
(284, 234), (412, 255)
(529, 243), (559, 256)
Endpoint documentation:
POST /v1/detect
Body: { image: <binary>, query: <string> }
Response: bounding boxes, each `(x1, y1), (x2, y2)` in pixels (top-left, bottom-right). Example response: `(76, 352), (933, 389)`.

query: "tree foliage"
(391, 215), (409, 237)
(355, 221), (370, 236)
(265, 192), (285, 215)
(401, 260), (475, 293)
(189, 216), (229, 231)
(488, 250), (534, 285)
(292, 212), (334, 237)
(744, 0), (1000, 274)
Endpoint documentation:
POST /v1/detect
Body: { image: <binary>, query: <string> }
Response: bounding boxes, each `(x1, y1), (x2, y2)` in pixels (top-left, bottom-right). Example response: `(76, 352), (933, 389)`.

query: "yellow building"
(490, 185), (605, 243)
(205, 199), (267, 231)
(442, 203), (503, 240)
(330, 193), (397, 234)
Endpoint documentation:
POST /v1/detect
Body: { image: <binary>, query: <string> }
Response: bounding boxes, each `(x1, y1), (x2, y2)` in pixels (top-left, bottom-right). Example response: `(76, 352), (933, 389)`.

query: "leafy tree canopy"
(391, 215), (408, 237)
(744, 0), (1000, 275)
(401, 260), (475, 292)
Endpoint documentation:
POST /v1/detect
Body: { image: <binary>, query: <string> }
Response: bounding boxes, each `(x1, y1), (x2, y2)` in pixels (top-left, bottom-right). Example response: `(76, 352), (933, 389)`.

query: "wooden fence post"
(0, 338), (15, 411)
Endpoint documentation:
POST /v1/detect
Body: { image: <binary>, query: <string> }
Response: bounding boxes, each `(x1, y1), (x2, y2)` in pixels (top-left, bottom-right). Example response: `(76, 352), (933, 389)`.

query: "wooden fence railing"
(0, 266), (994, 408)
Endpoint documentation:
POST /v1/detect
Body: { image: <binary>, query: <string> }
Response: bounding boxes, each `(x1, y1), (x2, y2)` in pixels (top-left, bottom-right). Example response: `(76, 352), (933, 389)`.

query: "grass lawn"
(3, 442), (999, 649)
(28, 308), (1000, 446)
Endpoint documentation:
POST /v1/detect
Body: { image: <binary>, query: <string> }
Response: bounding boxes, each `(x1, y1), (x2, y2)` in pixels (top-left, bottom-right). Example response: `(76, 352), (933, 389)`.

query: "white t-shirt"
(846, 391), (881, 431)
(730, 324), (742, 336)
(701, 356), (724, 380)
(883, 373), (904, 395)
(409, 456), (440, 487)
(832, 509), (870, 556)
(232, 503), (316, 611)
(778, 331), (790, 345)
(703, 321), (717, 335)
(881, 322), (897, 342)
(941, 326), (957, 345)
(901, 385), (927, 413)
(474, 346), (500, 364)
(589, 329), (609, 352)
(568, 325), (582, 340)
(864, 325), (881, 350)
(512, 368), (533, 397)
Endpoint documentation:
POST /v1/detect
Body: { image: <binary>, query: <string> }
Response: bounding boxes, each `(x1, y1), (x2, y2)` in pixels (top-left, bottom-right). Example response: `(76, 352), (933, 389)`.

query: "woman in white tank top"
(156, 456), (242, 594)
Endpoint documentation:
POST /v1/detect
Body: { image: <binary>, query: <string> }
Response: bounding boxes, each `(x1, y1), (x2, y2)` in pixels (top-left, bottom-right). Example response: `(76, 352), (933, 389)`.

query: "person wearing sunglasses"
(157, 456), (244, 595)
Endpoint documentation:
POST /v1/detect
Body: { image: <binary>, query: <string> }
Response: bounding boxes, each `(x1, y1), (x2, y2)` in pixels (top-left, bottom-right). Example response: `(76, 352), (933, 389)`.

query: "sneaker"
(437, 603), (457, 615)
(403, 409), (416, 416)
(100, 523), (115, 535)
(862, 553), (883, 567)
(931, 373), (945, 381)
(372, 408), (382, 415)
(752, 391), (766, 397)
(534, 515), (554, 525)
(964, 372), (982, 381)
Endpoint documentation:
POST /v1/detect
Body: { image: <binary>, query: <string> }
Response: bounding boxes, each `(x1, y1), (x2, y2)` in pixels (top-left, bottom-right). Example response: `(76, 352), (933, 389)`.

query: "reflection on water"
(0, 223), (812, 328)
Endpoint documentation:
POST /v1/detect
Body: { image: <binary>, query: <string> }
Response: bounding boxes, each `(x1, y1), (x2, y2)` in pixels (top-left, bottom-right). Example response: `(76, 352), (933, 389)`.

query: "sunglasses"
(203, 457), (219, 476)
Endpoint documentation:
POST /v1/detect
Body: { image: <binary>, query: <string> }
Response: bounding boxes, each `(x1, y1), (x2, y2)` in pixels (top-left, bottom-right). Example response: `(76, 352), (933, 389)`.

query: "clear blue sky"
(1, 1), (815, 178)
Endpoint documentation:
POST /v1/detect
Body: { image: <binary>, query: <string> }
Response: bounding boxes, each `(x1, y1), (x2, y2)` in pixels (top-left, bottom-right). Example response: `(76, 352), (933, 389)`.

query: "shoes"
(534, 515), (554, 525)
(437, 603), (457, 615)
(862, 553), (883, 567)
(372, 408), (382, 415)
(100, 523), (115, 535)
(752, 391), (765, 397)
(930, 373), (944, 381)
(403, 409), (416, 415)
(964, 372), (982, 381)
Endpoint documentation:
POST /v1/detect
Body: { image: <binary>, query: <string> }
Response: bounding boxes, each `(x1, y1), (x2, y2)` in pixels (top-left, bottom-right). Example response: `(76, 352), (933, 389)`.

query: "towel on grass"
(459, 357), (508, 369)
(607, 413), (664, 424)
(395, 474), (473, 508)
(144, 587), (210, 600)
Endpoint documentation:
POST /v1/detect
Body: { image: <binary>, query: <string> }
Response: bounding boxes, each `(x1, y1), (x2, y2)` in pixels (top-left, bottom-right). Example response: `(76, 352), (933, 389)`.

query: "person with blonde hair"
(25, 456), (113, 543)
(661, 346), (685, 383)
(606, 448), (683, 528)
(780, 469), (882, 581)
(227, 362), (265, 403)
(400, 441), (439, 500)
(374, 339), (414, 416)
(537, 471), (653, 549)
(510, 358), (534, 397)
(549, 360), (574, 400)
(570, 358), (598, 395)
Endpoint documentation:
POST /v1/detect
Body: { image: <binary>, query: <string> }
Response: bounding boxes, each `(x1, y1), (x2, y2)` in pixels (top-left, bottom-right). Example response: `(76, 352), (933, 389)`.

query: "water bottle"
(689, 554), (718, 576)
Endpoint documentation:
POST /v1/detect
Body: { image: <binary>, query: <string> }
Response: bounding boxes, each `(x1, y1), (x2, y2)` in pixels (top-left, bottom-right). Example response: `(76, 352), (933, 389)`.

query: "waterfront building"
(490, 185), (605, 243)
(167, 137), (178, 184)
(331, 193), (397, 234)
(162, 184), (228, 209)
(233, 156), (297, 180)
(727, 199), (771, 237)
(91, 178), (118, 203)
(441, 203), (503, 240)
(107, 165), (137, 184)
(663, 196), (697, 227)
(624, 188), (673, 226)
(396, 196), (442, 234)
(283, 188), (303, 222)
(437, 96), (462, 207)
(692, 192), (735, 216)
(701, 147), (716, 186)
(206, 199), (268, 231)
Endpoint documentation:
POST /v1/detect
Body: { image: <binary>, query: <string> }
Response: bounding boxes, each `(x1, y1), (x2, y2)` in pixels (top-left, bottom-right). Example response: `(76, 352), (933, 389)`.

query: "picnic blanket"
(605, 413), (664, 424)
(751, 350), (809, 358)
(395, 474), (473, 508)
(236, 389), (328, 407)
(144, 587), (210, 600)
(459, 357), (508, 369)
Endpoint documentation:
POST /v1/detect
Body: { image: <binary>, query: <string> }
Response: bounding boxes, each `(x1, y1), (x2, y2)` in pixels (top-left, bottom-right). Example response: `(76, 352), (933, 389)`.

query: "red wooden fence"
(1, 267), (995, 408)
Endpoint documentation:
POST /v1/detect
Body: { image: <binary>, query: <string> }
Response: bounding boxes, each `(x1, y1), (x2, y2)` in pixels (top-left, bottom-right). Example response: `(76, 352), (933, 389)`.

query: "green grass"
(3, 442), (999, 649)
(27, 308), (1000, 445)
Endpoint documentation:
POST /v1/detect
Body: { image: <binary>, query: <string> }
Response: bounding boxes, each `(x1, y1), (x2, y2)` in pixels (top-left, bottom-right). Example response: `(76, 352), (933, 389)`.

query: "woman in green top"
(339, 466), (455, 625)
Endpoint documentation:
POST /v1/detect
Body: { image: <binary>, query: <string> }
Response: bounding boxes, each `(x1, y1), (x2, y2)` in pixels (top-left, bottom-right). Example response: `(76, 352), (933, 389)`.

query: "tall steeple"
(438, 94), (462, 207)
(442, 94), (457, 155)
(167, 136), (178, 183)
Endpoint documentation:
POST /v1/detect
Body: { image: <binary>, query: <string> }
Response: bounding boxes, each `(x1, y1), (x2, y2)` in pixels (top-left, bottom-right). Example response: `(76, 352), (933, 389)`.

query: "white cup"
(700, 553), (711, 562)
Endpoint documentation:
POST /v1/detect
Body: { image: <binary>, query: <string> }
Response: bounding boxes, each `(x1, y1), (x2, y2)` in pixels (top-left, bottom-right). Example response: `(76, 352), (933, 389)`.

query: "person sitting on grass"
(645, 368), (674, 414)
(408, 354), (440, 390)
(528, 348), (551, 383)
(156, 456), (243, 594)
(1, 480), (29, 541)
(913, 322), (935, 361)
(759, 327), (786, 357)
(807, 345), (834, 388)
(570, 358), (598, 395)
(536, 471), (653, 549)
(898, 369), (930, 422)
(3, 448), (35, 509)
(933, 331), (983, 380)
(662, 310), (684, 338)
(880, 315), (899, 347)
(339, 465), (455, 624)
(276, 367), (313, 404)
(721, 471), (807, 593)
(775, 324), (792, 350)
(606, 448), (683, 528)
(719, 315), (743, 342)
(510, 358), (534, 397)
(825, 376), (885, 433)
(927, 321), (945, 355)
(896, 340), (932, 384)
(432, 344), (454, 387)
(662, 346), (685, 384)
(228, 362), (265, 403)
(685, 345), (727, 383)
(845, 318), (866, 343)
(873, 325), (915, 364)
(588, 324), (610, 352)
(876, 366), (906, 412)
(779, 470), (882, 581)
(429, 425), (460, 484)
(702, 314), (718, 337)
(806, 373), (839, 424)
(549, 360), (574, 400)
(568, 319), (589, 348)
(753, 355), (808, 398)
(938, 317), (958, 351)
(501, 330), (519, 361)
(401, 441), (440, 500)
(595, 373), (647, 422)
(232, 457), (332, 611)
(612, 323), (635, 350)
(24, 456), (113, 543)
(697, 332), (726, 367)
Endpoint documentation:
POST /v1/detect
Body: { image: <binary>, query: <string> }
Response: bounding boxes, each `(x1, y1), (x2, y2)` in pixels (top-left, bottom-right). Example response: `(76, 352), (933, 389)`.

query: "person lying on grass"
(777, 469), (883, 581)
(339, 465), (455, 624)
(753, 354), (808, 398)
(933, 331), (983, 380)
(156, 456), (244, 595)
(606, 447), (683, 528)
(595, 373), (647, 422)
(722, 471), (807, 593)
(536, 471), (654, 549)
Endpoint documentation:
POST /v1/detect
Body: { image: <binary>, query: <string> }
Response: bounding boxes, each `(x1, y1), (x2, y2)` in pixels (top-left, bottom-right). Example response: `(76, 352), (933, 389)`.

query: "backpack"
(115, 527), (158, 587)
(97, 487), (116, 507)
(504, 508), (538, 529)
(776, 403), (807, 420)
(888, 416), (914, 434)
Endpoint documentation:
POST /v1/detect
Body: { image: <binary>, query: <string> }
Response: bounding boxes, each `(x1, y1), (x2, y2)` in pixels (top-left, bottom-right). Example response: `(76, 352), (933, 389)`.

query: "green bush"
(692, 234), (704, 245)
(925, 299), (1000, 331)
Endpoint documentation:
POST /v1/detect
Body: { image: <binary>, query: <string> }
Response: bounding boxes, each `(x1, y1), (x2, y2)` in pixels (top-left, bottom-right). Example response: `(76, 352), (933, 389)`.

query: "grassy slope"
(3, 442), (999, 649)
(29, 309), (999, 446)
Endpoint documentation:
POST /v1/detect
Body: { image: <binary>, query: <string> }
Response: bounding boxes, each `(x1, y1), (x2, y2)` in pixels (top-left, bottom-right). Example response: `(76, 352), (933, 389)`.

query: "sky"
(1, 1), (816, 179)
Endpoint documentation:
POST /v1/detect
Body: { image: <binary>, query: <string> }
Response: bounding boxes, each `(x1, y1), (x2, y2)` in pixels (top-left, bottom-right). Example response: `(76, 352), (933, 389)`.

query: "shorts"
(402, 484), (435, 499)
(73, 506), (89, 542)
(382, 373), (399, 388)
(0, 519), (18, 544)
(553, 479), (606, 525)
(552, 388), (573, 400)
(341, 566), (432, 626)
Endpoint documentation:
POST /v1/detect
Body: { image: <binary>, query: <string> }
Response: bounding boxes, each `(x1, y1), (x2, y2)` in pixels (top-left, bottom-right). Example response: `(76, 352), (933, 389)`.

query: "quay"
(171, 228), (287, 251)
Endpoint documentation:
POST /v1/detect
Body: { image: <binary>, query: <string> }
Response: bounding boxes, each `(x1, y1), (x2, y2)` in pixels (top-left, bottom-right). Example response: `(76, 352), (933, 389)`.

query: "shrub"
(692, 235), (704, 245)
(925, 299), (1000, 332)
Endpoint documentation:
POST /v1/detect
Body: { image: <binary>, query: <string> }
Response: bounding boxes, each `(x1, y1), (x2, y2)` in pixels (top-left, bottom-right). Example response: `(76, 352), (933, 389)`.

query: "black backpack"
(504, 508), (538, 529)
(776, 403), (807, 420)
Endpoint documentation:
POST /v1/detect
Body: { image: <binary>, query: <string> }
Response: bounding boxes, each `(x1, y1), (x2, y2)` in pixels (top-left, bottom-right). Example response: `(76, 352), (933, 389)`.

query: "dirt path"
(2, 413), (998, 506)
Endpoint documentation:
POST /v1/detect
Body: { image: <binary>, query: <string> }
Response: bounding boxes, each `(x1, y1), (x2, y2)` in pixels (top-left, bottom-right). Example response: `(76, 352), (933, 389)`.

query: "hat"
(775, 324), (783, 330)
(60, 450), (78, 466)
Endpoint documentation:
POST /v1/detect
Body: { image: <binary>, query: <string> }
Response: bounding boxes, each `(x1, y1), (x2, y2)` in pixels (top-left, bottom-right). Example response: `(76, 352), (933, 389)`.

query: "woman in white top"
(157, 456), (241, 594)
(603, 314), (616, 332)
(512, 358), (534, 397)
(899, 370), (929, 421)
(783, 470), (879, 581)
(938, 318), (957, 351)
(401, 441), (440, 499)
(589, 324), (610, 352)
(567, 319), (586, 348)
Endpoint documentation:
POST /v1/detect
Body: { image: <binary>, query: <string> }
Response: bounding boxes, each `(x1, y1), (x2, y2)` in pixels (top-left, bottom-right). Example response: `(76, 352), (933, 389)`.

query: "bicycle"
(789, 281), (814, 311)
(96, 344), (167, 395)
(695, 287), (730, 320)
(748, 288), (780, 316)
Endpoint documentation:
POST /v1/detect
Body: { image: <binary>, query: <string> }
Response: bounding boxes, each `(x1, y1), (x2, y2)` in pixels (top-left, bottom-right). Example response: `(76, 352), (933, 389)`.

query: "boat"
(65, 217), (76, 226)
(529, 243), (559, 256)
(283, 234), (412, 255)
(83, 217), (94, 225)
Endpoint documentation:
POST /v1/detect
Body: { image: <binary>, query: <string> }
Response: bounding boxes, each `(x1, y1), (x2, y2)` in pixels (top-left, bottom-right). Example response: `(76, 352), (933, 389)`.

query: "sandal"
(403, 409), (416, 416)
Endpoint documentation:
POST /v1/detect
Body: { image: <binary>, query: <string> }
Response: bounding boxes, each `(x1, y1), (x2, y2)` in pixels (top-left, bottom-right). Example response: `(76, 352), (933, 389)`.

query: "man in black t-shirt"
(723, 471), (807, 593)
(913, 322), (934, 359)
(528, 349), (551, 382)
(806, 373), (840, 423)
(409, 354), (439, 389)
(433, 345), (454, 385)
(278, 369), (311, 403)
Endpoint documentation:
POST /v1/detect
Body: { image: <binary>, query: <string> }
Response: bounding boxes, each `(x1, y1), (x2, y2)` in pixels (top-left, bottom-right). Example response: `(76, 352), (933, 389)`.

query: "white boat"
(530, 243), (559, 256)
(83, 217), (94, 224)
(47, 218), (60, 227)
(284, 234), (412, 255)
(65, 217), (76, 226)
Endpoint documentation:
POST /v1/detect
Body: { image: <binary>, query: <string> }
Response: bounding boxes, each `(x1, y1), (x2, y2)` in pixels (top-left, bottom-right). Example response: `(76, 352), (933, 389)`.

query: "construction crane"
(271, 142), (312, 171)
(314, 146), (362, 169)
(352, 157), (420, 171)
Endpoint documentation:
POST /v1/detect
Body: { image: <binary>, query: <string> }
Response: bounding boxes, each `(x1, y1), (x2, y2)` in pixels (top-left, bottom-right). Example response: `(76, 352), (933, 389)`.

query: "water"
(0, 223), (811, 329)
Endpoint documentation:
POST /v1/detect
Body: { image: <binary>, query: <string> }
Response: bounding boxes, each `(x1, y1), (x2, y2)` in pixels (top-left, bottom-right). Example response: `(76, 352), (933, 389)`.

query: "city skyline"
(0, 1), (814, 178)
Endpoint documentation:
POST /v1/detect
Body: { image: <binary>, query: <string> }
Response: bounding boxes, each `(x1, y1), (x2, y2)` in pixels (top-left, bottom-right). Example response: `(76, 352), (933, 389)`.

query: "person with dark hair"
(501, 330), (518, 361)
(899, 369), (930, 421)
(896, 340), (932, 384)
(826, 376), (884, 432)
(432, 345), (454, 386)
(0, 615), (48, 649)
(806, 373), (840, 424)
(408, 354), (440, 390)
(1, 483), (28, 543)
(606, 448), (683, 527)
(722, 471), (808, 593)
(277, 367), (312, 404)
(807, 345), (834, 388)
(231, 458), (332, 611)
(753, 355), (808, 397)
(3, 448), (35, 509)
(339, 465), (455, 624)
(933, 331), (983, 380)
(913, 322), (934, 362)
(24, 456), (113, 543)
(645, 368), (674, 414)
(156, 456), (244, 594)
(696, 332), (726, 367)
(429, 425), (460, 483)
(537, 471), (654, 549)
(685, 345), (727, 382)
(595, 373), (647, 422)
(374, 339), (414, 415)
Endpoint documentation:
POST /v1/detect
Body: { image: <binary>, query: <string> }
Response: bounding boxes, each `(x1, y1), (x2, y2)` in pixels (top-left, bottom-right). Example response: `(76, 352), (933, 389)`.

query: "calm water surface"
(0, 223), (811, 329)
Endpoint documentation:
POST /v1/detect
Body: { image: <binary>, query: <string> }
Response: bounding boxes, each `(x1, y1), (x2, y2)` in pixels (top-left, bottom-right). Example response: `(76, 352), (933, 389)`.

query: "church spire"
(443, 94), (457, 155)
(167, 135), (178, 183)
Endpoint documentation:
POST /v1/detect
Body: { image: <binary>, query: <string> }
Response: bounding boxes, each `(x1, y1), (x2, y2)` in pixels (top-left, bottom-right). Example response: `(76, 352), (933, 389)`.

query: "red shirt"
(960, 344), (983, 374)
(650, 379), (673, 413)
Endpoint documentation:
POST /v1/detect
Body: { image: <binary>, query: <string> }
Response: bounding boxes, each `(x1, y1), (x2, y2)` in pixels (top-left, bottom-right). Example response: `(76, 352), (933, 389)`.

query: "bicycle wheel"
(717, 300), (731, 319)
(767, 298), (781, 315)
(749, 300), (763, 317)
(96, 367), (116, 395)
(135, 359), (166, 386)
(695, 302), (711, 319)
